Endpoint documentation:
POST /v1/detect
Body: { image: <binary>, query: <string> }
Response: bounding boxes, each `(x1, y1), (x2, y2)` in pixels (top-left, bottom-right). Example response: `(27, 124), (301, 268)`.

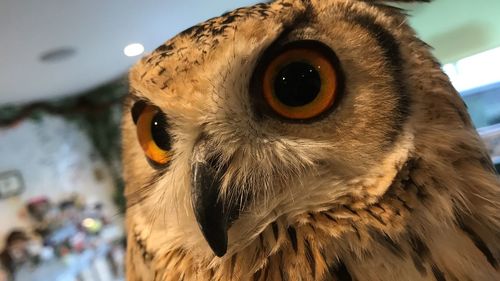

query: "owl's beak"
(191, 152), (238, 257)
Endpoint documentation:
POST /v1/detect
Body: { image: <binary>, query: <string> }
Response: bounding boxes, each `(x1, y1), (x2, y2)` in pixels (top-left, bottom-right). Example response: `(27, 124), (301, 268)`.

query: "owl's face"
(123, 0), (468, 259)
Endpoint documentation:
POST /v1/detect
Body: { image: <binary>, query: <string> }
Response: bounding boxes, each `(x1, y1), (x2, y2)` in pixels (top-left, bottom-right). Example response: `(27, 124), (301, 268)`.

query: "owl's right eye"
(132, 102), (172, 167)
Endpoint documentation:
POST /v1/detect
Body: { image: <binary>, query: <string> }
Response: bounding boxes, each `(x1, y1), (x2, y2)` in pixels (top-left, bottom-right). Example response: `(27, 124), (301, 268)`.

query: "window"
(443, 46), (500, 169)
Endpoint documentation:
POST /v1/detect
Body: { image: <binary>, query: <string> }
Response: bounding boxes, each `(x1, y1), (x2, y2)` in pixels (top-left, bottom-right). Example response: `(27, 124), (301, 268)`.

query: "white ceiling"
(0, 0), (258, 104)
(1, 0), (498, 105)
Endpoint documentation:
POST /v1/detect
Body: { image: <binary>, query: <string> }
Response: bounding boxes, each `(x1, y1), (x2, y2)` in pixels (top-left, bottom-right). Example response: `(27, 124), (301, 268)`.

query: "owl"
(122, 0), (500, 280)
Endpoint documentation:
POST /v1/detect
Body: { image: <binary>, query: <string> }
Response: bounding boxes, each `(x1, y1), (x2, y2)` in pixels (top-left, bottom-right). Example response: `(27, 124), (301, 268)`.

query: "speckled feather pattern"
(122, 0), (500, 280)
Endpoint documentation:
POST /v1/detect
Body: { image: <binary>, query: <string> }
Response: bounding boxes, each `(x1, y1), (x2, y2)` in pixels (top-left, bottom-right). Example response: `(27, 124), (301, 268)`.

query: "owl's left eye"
(255, 40), (343, 120)
(132, 102), (172, 167)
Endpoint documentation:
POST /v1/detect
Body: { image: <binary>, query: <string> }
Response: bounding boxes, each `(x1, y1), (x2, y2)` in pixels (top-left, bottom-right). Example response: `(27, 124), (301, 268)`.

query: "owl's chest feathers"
(131, 159), (500, 281)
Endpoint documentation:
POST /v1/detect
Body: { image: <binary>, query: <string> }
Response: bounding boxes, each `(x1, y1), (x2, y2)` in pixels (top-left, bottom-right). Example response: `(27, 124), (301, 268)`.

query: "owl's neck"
(127, 156), (500, 281)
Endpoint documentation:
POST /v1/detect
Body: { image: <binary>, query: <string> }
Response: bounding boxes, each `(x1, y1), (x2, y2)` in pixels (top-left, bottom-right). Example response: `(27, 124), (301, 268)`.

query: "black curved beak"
(191, 159), (228, 257)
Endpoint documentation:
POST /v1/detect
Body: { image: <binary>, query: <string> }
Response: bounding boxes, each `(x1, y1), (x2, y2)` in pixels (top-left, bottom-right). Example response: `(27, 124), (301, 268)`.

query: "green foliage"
(0, 79), (128, 213)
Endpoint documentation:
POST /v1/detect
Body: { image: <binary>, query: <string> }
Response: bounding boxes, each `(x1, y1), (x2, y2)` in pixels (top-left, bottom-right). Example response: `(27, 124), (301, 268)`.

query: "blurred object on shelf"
(0, 229), (30, 280)
(0, 193), (125, 280)
(460, 78), (500, 172)
(26, 197), (51, 222)
(462, 81), (500, 129)
(479, 124), (500, 173)
(0, 268), (7, 281)
(0, 171), (24, 200)
(15, 240), (122, 281)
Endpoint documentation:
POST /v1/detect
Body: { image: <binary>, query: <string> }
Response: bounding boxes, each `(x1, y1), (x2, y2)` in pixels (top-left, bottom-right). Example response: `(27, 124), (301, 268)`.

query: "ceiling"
(0, 0), (259, 104)
(1, 0), (499, 105)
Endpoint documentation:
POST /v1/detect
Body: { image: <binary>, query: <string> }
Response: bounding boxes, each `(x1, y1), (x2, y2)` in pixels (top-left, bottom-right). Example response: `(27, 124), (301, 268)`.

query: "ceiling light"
(124, 43), (144, 57)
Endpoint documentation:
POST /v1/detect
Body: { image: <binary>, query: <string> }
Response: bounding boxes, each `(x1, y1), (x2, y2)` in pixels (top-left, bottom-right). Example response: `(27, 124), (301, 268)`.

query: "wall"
(407, 0), (500, 63)
(0, 114), (117, 245)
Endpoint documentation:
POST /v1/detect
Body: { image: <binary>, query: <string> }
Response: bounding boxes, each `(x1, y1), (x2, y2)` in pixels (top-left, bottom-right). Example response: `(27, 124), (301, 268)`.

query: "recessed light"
(124, 43), (144, 57)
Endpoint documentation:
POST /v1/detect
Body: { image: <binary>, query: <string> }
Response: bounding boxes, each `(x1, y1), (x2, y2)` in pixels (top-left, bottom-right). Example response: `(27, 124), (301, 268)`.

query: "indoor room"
(0, 0), (499, 280)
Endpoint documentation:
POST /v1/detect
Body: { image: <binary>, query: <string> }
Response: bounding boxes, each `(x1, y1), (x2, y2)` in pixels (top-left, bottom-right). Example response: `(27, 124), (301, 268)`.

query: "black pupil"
(151, 113), (172, 151)
(273, 61), (321, 107)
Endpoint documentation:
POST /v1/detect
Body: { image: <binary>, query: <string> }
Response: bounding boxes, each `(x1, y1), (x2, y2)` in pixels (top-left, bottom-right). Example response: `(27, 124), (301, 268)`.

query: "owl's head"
(123, 0), (481, 259)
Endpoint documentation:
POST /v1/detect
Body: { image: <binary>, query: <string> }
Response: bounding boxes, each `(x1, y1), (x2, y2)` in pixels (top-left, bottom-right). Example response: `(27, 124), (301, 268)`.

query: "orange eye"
(132, 102), (172, 166)
(260, 41), (341, 120)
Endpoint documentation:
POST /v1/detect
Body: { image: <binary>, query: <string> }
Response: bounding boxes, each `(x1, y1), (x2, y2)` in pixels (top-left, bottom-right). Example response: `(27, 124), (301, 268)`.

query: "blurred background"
(0, 0), (499, 280)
